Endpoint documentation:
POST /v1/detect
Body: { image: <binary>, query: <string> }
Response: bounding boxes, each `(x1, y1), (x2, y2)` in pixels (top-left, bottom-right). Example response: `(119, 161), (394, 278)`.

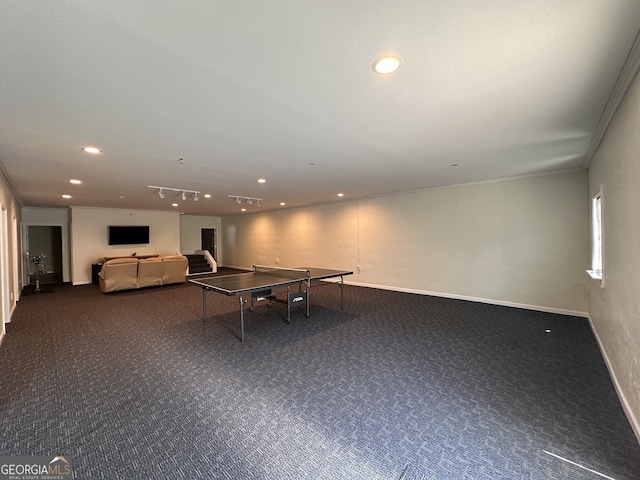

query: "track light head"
(181, 191), (187, 201)
(158, 189), (165, 199)
(194, 193), (199, 202)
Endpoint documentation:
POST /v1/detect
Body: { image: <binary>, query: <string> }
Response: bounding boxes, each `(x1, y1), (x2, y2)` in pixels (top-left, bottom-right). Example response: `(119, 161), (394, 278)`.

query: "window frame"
(587, 186), (604, 288)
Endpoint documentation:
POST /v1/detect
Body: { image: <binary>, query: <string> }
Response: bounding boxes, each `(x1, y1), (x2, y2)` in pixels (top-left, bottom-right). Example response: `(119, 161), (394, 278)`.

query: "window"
(588, 187), (604, 286)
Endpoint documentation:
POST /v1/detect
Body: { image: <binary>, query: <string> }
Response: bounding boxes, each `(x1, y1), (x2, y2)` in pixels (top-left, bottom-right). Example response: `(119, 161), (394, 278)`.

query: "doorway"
(201, 228), (217, 262)
(27, 226), (63, 285)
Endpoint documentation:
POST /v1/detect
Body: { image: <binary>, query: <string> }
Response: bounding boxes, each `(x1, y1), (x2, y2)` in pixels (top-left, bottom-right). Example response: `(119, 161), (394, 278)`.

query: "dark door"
(201, 228), (217, 261)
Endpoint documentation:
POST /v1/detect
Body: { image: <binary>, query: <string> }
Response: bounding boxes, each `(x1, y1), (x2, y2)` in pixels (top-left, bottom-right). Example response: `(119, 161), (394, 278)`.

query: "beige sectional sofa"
(99, 255), (189, 293)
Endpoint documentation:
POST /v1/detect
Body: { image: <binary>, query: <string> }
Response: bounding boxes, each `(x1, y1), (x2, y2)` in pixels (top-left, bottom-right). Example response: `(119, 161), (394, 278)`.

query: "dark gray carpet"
(1, 276), (639, 479)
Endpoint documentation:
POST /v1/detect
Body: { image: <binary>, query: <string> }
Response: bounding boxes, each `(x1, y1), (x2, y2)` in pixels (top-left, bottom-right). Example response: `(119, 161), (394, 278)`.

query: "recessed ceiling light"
(118, 195), (125, 199)
(241, 208), (246, 212)
(62, 194), (71, 199)
(280, 202), (286, 206)
(69, 179), (82, 185)
(81, 146), (102, 154)
(172, 203), (178, 207)
(258, 178), (266, 183)
(372, 55), (402, 75)
(337, 193), (344, 197)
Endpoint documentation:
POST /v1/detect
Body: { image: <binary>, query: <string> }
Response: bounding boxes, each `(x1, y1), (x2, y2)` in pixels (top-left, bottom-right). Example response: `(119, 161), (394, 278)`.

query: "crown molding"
(584, 30), (640, 167)
(0, 158), (22, 207)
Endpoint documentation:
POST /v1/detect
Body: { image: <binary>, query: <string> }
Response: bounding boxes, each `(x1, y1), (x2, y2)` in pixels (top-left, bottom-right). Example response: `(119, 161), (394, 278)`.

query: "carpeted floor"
(1, 275), (639, 479)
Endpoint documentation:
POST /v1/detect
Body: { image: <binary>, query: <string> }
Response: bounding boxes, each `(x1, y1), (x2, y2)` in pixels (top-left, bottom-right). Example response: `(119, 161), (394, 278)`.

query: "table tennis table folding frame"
(189, 265), (353, 342)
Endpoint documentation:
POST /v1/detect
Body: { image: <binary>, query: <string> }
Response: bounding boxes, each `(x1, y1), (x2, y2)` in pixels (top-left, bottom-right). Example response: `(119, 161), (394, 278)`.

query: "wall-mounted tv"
(108, 226), (150, 245)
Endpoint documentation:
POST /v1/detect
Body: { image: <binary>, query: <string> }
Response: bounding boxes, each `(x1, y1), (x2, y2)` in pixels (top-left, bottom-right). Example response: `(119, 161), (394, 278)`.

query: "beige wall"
(359, 172), (588, 313)
(223, 213), (278, 268)
(276, 202), (358, 269)
(0, 172), (21, 338)
(222, 202), (358, 270)
(70, 207), (181, 285)
(179, 214), (222, 257)
(222, 170), (589, 315)
(587, 70), (640, 439)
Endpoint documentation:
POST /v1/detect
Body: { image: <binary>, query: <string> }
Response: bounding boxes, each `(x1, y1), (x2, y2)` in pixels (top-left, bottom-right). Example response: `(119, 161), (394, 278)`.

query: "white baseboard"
(586, 314), (640, 445)
(346, 280), (588, 318)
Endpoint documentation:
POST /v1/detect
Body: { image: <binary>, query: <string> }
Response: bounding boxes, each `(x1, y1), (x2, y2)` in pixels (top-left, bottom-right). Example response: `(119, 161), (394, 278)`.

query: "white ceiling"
(1, 1), (639, 216)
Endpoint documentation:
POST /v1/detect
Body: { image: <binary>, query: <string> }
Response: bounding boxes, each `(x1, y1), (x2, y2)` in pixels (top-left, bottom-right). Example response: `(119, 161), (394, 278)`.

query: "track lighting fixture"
(228, 195), (262, 207)
(148, 185), (201, 202)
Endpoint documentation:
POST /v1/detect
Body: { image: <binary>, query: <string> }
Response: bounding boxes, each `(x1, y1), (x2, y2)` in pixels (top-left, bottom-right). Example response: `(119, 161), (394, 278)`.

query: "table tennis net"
(253, 265), (310, 279)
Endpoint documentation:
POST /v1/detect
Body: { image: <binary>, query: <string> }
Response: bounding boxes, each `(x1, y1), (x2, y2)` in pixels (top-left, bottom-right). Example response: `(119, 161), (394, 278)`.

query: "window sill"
(587, 270), (605, 289)
(586, 270), (602, 280)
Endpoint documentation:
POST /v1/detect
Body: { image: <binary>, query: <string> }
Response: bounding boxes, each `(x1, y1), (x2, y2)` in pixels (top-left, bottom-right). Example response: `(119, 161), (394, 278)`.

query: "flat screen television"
(108, 226), (150, 245)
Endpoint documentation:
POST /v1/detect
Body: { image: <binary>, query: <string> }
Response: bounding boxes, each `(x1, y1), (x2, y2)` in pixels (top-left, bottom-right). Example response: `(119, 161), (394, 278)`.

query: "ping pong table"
(189, 265), (353, 342)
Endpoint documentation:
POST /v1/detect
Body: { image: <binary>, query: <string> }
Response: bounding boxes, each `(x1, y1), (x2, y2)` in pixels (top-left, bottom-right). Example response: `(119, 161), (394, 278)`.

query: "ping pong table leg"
(239, 295), (245, 342)
(305, 279), (310, 318)
(340, 275), (345, 310)
(286, 286), (291, 323)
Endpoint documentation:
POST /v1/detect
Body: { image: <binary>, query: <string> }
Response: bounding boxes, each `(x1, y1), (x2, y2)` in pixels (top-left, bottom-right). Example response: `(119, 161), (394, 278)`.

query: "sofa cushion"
(137, 257), (164, 288)
(161, 255), (188, 285)
(99, 258), (139, 292)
